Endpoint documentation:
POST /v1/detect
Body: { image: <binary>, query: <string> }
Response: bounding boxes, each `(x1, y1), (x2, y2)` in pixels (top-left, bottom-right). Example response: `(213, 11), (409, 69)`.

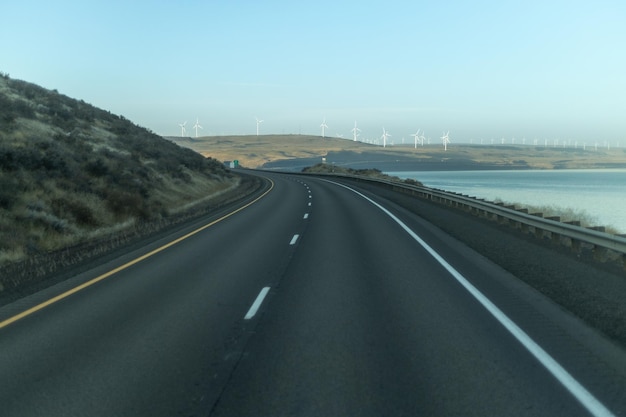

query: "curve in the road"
(325, 179), (615, 417)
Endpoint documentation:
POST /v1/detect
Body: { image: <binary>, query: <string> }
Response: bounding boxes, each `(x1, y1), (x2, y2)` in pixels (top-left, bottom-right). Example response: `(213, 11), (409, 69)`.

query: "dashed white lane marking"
(244, 287), (270, 319)
(290, 234), (299, 245)
(303, 213), (309, 219)
(326, 179), (615, 417)
(308, 202), (311, 207)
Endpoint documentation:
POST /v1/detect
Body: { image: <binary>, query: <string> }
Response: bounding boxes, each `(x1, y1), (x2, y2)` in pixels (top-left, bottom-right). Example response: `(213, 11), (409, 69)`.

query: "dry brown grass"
(170, 134), (626, 170)
(0, 75), (239, 267)
(169, 134), (372, 168)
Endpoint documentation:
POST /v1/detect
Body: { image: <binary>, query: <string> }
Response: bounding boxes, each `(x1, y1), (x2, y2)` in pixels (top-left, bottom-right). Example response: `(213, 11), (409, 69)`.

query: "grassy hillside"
(170, 134), (626, 171)
(168, 134), (375, 169)
(0, 74), (238, 267)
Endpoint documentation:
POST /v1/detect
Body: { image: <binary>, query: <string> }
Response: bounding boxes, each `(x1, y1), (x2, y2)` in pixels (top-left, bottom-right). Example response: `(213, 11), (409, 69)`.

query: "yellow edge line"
(0, 178), (274, 330)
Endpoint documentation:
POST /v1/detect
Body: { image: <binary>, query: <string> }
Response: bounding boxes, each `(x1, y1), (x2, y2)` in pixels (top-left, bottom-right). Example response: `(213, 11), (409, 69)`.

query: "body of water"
(388, 169), (626, 233)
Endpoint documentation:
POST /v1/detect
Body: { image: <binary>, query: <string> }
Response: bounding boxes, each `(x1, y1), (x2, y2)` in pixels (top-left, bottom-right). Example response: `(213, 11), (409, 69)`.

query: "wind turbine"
(179, 121), (187, 137)
(193, 118), (203, 138)
(320, 118), (328, 138)
(411, 129), (422, 148)
(255, 117), (264, 136)
(440, 131), (450, 151)
(381, 127), (391, 148)
(351, 121), (361, 141)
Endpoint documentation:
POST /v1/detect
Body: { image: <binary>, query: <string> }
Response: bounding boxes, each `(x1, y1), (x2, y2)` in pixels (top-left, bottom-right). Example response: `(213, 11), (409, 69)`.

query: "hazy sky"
(2, 0), (625, 143)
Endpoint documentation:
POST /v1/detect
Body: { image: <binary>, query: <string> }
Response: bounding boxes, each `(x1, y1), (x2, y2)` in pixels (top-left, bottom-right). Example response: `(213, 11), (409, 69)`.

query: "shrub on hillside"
(0, 175), (19, 209)
(51, 197), (100, 227)
(0, 96), (37, 132)
(85, 158), (110, 177)
(105, 189), (150, 220)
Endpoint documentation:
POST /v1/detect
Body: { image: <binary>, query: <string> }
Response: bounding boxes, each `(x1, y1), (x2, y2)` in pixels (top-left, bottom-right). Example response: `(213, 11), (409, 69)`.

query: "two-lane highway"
(1, 171), (625, 416)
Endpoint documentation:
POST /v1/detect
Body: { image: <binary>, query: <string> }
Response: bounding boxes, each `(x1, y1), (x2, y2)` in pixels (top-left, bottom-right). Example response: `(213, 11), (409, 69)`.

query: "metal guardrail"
(305, 172), (626, 260)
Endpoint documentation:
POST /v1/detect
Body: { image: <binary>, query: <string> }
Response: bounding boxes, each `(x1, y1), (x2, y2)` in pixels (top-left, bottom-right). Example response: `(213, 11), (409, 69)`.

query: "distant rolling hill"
(0, 74), (240, 270)
(168, 134), (626, 172)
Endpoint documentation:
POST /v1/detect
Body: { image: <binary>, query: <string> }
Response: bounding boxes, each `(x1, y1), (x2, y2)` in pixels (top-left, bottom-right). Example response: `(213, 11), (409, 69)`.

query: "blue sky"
(2, 0), (625, 143)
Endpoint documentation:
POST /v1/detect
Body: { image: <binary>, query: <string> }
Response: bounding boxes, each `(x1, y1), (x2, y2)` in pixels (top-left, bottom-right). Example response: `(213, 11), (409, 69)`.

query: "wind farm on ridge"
(168, 115), (625, 171)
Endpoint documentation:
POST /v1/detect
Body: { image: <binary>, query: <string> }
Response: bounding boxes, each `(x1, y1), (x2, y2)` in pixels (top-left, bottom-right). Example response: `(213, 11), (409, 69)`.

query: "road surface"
(1, 172), (624, 416)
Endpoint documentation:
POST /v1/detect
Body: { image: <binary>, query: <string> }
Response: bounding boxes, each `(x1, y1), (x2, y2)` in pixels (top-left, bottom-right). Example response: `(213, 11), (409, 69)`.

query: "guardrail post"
(543, 217), (561, 245)
(570, 238), (582, 254)
(519, 221), (529, 234)
(593, 245), (608, 262)
(529, 213), (544, 238)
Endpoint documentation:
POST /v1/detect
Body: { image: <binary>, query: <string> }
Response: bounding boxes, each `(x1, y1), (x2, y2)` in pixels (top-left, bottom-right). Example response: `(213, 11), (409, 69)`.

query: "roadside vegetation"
(302, 163), (423, 186)
(0, 74), (240, 274)
(491, 200), (621, 234)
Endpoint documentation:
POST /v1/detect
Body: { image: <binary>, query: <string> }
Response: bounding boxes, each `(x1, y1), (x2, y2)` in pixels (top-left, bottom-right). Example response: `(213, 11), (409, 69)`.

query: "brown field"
(168, 134), (626, 171)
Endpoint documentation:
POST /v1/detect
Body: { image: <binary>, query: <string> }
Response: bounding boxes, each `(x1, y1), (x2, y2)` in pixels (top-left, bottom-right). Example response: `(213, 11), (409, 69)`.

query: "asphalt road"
(1, 172), (625, 416)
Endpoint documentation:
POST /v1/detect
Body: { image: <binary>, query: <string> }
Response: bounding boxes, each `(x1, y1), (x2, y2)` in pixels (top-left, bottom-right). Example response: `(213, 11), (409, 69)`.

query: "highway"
(1, 171), (625, 416)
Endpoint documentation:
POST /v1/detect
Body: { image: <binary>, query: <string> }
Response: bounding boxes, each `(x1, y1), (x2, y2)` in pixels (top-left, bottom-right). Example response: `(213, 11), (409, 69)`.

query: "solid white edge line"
(290, 234), (299, 245)
(325, 179), (615, 417)
(244, 287), (271, 319)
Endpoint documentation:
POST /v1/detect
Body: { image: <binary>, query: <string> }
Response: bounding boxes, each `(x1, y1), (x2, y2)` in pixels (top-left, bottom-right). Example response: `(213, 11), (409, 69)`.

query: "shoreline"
(391, 169), (626, 234)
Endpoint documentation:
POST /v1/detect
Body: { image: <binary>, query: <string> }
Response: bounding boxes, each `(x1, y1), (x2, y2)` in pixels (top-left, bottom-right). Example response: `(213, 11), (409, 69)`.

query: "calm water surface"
(388, 169), (626, 233)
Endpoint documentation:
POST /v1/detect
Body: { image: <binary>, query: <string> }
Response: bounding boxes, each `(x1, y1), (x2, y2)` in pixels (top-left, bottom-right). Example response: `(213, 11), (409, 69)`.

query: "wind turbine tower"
(381, 127), (391, 148)
(255, 117), (264, 136)
(351, 121), (361, 142)
(440, 131), (450, 151)
(320, 118), (329, 138)
(179, 121), (187, 137)
(193, 118), (203, 138)
(411, 129), (422, 148)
